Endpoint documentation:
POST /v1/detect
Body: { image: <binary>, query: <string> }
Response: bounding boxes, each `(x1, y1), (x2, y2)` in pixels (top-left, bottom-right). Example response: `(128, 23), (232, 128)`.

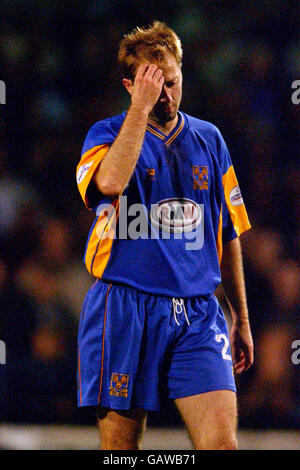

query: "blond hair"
(118, 21), (182, 80)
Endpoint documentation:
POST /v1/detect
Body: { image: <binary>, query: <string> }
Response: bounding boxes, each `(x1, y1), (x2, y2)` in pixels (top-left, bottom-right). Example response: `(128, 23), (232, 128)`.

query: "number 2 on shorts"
(215, 333), (231, 360)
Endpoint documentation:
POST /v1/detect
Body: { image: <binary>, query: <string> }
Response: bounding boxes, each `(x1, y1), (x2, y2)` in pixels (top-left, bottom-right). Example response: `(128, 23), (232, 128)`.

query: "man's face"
(134, 54), (182, 124)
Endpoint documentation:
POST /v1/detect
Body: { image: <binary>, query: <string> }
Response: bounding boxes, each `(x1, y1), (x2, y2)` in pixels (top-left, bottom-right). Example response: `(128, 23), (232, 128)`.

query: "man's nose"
(160, 85), (172, 103)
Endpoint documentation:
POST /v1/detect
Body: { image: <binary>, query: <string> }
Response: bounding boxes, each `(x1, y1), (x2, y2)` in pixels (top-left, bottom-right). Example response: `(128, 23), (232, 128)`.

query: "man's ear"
(122, 78), (134, 96)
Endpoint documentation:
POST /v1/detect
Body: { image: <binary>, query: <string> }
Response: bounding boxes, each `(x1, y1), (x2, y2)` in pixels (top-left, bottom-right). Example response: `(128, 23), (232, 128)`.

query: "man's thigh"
(175, 390), (238, 450)
(97, 407), (147, 450)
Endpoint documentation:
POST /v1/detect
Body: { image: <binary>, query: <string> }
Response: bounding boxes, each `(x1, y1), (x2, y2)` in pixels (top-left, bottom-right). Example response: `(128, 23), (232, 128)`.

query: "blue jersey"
(76, 111), (250, 297)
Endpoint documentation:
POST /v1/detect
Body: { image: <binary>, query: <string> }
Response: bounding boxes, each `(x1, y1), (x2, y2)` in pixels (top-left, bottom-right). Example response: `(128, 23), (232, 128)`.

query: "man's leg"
(97, 407), (147, 450)
(175, 390), (238, 450)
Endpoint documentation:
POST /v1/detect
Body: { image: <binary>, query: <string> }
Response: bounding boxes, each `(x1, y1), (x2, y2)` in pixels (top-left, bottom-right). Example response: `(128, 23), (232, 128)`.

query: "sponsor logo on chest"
(150, 198), (202, 233)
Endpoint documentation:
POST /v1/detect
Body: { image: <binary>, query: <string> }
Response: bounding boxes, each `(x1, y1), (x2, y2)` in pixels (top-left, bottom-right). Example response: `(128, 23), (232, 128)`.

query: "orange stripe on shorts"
(98, 283), (112, 404)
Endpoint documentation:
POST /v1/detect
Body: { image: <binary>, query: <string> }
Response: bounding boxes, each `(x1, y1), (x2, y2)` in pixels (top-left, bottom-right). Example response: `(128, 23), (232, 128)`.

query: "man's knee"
(99, 422), (144, 450)
(197, 432), (238, 450)
(97, 407), (146, 450)
(216, 435), (238, 450)
(100, 432), (142, 450)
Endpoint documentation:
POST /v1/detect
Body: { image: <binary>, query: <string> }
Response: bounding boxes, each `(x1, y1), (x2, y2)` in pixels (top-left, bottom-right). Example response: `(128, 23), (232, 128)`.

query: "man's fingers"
(231, 342), (241, 365)
(234, 354), (245, 374)
(144, 63), (159, 78)
(233, 349), (244, 366)
(234, 346), (254, 374)
(243, 345), (254, 371)
(153, 67), (162, 77)
(135, 63), (164, 87)
(155, 71), (164, 90)
(135, 63), (149, 80)
(230, 327), (254, 374)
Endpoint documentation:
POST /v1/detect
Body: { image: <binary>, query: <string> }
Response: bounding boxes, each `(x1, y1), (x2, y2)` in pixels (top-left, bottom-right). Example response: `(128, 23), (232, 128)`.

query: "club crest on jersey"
(109, 373), (129, 397)
(193, 166), (208, 190)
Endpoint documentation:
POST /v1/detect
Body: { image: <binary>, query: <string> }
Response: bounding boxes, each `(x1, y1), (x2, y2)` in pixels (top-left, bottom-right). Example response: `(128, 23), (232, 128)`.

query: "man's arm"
(93, 64), (164, 197)
(221, 236), (254, 374)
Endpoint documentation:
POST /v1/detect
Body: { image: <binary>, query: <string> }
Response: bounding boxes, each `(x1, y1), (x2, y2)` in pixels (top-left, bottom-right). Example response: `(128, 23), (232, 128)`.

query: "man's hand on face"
(131, 63), (164, 114)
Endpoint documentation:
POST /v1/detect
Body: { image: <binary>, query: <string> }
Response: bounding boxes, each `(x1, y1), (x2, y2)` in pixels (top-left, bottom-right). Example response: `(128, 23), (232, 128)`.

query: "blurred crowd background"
(0, 0), (299, 430)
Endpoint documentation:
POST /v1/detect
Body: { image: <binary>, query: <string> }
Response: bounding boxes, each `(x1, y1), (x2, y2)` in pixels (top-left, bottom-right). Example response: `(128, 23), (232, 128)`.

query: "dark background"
(0, 0), (299, 429)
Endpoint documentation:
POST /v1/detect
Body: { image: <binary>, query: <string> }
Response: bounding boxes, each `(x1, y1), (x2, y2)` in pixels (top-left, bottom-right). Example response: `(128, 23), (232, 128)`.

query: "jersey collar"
(146, 111), (185, 146)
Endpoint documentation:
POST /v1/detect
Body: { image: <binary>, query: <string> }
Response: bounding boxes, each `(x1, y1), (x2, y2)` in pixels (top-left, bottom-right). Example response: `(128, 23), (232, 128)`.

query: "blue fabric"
(77, 279), (236, 411)
(80, 111), (244, 297)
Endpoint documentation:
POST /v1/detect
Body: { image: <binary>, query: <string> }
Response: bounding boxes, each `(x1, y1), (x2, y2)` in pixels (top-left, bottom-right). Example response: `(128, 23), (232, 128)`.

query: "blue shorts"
(77, 279), (236, 411)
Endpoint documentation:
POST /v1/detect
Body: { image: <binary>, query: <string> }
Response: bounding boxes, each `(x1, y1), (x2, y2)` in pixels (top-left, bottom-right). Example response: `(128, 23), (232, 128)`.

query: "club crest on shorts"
(192, 166), (208, 190)
(109, 373), (129, 397)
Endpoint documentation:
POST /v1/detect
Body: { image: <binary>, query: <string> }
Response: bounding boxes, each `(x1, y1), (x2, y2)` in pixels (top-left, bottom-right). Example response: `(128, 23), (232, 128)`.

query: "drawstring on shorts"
(172, 298), (190, 326)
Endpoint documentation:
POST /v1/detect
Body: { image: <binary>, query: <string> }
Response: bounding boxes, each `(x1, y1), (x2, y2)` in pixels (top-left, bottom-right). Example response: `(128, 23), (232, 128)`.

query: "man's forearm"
(94, 104), (149, 197)
(220, 237), (249, 325)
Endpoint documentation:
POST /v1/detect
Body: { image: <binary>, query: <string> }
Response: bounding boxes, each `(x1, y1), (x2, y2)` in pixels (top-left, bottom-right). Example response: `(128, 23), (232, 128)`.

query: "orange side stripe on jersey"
(216, 206), (223, 265)
(98, 283), (112, 405)
(84, 216), (102, 276)
(92, 200), (120, 277)
(222, 165), (251, 236)
(84, 198), (120, 278)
